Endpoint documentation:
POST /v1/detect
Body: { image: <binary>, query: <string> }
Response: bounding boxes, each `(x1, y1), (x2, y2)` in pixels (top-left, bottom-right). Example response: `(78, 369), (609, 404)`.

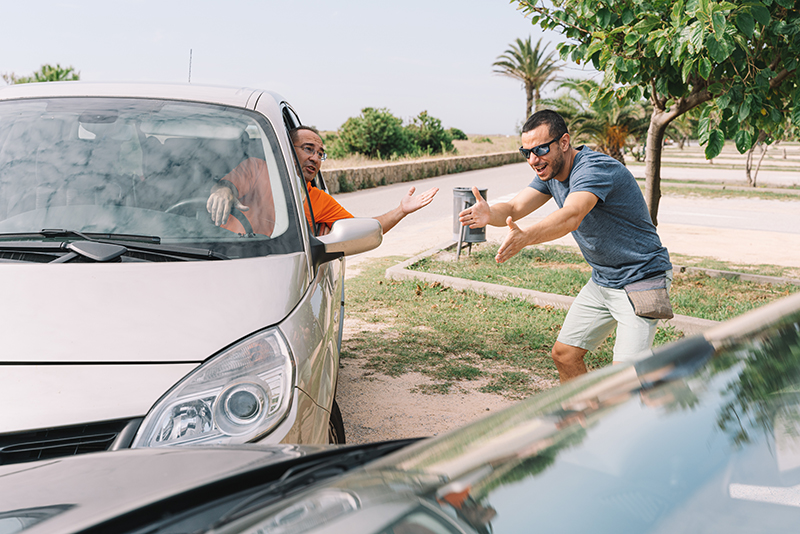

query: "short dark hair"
(521, 110), (569, 140)
(289, 125), (322, 144)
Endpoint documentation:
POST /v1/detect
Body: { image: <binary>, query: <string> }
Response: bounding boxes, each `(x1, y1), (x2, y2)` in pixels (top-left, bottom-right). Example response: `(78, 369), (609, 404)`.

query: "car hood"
(0, 252), (307, 364)
(0, 445), (324, 534)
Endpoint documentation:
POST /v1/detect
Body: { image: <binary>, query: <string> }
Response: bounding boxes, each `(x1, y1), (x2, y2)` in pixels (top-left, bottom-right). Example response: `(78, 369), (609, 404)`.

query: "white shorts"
(557, 271), (673, 362)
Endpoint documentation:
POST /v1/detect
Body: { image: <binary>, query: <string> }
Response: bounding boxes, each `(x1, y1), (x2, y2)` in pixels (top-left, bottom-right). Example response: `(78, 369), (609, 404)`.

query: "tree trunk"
(525, 82), (533, 119)
(644, 111), (670, 226)
(746, 130), (768, 187)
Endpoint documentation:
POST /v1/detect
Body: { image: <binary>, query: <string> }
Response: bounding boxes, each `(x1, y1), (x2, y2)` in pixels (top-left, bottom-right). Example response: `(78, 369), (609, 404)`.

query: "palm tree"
(2, 63), (79, 85)
(493, 37), (561, 119)
(540, 78), (649, 165)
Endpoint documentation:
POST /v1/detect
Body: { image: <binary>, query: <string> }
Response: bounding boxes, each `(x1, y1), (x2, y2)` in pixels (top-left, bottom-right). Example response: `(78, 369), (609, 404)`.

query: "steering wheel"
(165, 198), (255, 236)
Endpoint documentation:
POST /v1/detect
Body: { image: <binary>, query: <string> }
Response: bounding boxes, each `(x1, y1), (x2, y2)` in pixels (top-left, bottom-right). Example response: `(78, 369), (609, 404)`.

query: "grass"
(412, 244), (799, 322)
(343, 254), (689, 400)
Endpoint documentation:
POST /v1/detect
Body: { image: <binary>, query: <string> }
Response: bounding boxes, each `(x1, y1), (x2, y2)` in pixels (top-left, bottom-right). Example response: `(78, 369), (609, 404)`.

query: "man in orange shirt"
(206, 126), (438, 236)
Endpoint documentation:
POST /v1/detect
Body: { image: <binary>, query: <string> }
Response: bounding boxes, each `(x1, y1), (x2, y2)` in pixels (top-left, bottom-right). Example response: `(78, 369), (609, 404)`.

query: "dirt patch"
(337, 316), (516, 444)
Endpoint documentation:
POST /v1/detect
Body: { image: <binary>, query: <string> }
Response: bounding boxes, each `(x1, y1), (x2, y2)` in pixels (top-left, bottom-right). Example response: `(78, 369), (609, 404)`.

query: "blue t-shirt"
(529, 146), (671, 289)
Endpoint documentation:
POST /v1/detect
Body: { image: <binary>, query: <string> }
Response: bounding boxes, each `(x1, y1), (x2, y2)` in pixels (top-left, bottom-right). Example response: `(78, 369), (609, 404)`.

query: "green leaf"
(735, 12), (755, 37)
(698, 57), (713, 79)
(655, 37), (669, 56)
(633, 15), (661, 34)
(671, 0), (685, 23)
(716, 90), (732, 109)
(749, 3), (771, 26)
(688, 22), (705, 52)
(712, 12), (727, 39)
(734, 130), (753, 153)
(706, 35), (733, 62)
(624, 32), (641, 46)
(682, 59), (695, 83)
(791, 105), (800, 127)
(739, 100), (751, 122)
(708, 82), (726, 94)
(705, 129), (725, 159)
(774, 0), (793, 7)
(598, 7), (613, 27)
(622, 7), (636, 24)
(586, 39), (606, 58)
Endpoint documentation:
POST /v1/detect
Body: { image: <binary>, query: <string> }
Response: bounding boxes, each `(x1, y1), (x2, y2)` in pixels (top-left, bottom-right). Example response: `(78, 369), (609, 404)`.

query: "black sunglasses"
(519, 136), (561, 159)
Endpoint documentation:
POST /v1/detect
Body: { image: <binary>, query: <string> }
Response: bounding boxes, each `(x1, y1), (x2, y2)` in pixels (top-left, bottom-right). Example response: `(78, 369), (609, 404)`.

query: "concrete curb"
(673, 265), (800, 286)
(385, 241), (720, 337)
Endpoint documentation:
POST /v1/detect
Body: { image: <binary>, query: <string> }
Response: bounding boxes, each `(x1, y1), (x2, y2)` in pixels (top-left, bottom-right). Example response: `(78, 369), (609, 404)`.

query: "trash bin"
(453, 187), (487, 243)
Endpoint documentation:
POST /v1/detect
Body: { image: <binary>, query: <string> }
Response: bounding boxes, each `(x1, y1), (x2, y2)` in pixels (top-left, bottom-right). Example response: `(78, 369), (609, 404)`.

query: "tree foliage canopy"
(518, 0), (798, 157)
(516, 0), (799, 222)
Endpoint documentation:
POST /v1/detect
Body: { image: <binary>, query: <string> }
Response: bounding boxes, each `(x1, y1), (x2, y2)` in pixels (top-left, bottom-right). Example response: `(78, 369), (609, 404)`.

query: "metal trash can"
(453, 187), (488, 243)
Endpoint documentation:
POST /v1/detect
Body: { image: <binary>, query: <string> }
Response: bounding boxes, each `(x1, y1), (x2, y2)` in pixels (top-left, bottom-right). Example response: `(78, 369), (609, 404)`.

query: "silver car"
(0, 82), (381, 459)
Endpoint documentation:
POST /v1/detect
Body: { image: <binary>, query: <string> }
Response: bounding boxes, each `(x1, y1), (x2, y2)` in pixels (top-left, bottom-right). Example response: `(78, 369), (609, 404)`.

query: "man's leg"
(552, 341), (589, 382)
(554, 280), (616, 383)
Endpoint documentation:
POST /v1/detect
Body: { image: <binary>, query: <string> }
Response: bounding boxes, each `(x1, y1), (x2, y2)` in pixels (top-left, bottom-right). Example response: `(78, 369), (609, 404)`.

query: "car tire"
(328, 399), (346, 445)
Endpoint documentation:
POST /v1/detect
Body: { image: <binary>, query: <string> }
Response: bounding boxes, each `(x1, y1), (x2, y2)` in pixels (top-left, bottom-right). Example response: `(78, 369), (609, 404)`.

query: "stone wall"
(323, 151), (524, 194)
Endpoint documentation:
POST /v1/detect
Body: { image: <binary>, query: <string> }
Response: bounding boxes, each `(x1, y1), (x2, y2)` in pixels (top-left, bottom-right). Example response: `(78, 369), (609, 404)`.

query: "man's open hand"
(400, 186), (439, 215)
(458, 186), (490, 229)
(495, 217), (529, 263)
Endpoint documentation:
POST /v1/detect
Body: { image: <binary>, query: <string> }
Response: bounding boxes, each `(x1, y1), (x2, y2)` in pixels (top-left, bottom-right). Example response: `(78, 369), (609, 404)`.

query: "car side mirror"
(310, 218), (382, 268)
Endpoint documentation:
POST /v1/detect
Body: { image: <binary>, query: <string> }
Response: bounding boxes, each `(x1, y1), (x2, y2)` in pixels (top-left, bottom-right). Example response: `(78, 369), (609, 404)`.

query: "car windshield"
(0, 97), (302, 260)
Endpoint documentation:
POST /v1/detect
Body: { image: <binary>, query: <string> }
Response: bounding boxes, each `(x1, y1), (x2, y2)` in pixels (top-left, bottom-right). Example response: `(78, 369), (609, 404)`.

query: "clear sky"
(1, 1), (597, 135)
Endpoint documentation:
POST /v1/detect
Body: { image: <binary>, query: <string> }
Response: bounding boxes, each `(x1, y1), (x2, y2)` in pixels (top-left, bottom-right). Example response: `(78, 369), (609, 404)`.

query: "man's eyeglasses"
(294, 144), (327, 162)
(519, 136), (562, 159)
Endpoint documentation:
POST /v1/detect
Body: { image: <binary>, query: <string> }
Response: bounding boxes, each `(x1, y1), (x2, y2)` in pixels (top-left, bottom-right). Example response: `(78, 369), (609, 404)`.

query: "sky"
(0, 1), (598, 135)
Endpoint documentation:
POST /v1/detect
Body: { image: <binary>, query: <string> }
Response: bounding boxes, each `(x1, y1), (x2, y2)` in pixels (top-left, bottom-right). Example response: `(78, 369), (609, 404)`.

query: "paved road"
(334, 163), (800, 270)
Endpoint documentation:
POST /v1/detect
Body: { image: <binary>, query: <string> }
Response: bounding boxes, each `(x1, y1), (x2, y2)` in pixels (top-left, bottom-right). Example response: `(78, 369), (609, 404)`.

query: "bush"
(405, 111), (455, 155)
(333, 107), (413, 159)
(448, 127), (469, 141)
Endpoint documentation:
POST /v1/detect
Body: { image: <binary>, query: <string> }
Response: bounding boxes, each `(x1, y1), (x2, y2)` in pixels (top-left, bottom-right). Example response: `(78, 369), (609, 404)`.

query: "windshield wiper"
(0, 229), (228, 261)
(0, 229), (163, 244)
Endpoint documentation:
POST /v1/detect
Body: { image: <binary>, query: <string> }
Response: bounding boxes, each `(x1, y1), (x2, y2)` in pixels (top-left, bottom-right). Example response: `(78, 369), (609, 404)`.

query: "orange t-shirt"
(220, 158), (275, 236)
(304, 183), (353, 234)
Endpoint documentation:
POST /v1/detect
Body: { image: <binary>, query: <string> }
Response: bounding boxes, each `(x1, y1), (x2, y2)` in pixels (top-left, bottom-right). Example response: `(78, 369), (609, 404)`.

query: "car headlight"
(131, 328), (294, 448)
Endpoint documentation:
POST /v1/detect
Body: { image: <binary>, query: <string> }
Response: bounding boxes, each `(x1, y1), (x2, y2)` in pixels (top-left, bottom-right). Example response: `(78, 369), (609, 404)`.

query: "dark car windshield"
(0, 98), (302, 259)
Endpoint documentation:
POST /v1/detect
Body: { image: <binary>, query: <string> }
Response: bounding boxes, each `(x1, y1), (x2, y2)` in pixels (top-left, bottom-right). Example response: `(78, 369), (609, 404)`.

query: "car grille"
(0, 419), (140, 465)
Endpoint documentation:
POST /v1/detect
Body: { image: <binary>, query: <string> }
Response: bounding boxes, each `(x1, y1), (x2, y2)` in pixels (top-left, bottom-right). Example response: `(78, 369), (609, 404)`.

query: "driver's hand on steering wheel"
(207, 181), (249, 226)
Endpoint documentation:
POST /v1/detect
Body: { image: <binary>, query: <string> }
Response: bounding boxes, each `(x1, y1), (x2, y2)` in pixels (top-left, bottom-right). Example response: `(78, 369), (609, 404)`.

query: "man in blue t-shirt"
(459, 110), (672, 382)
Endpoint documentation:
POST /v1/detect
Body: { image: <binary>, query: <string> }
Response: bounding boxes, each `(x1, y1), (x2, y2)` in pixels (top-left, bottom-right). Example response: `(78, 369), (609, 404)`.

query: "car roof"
(0, 81), (281, 111)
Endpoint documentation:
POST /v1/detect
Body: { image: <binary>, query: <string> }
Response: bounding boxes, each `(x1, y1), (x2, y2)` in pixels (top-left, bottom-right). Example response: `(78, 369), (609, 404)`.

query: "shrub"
(448, 127), (469, 141)
(405, 111), (455, 155)
(334, 107), (413, 159)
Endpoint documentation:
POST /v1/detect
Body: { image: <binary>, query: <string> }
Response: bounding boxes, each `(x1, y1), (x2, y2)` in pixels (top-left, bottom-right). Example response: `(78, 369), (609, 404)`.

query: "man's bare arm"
(495, 191), (598, 263)
(374, 186), (439, 234)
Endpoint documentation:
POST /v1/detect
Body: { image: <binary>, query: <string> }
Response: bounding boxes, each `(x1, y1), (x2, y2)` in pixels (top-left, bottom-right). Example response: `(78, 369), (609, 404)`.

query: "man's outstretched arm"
(374, 186), (439, 234)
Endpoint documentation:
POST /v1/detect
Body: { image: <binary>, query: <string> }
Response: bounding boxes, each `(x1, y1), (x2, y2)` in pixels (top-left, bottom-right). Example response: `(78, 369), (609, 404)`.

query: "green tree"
(405, 111), (455, 155)
(493, 36), (562, 119)
(542, 78), (649, 164)
(333, 107), (413, 159)
(3, 63), (80, 85)
(517, 0), (799, 224)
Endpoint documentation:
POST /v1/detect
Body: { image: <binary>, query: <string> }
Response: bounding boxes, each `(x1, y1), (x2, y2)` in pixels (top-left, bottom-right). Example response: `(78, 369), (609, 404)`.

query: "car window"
(0, 98), (302, 259)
